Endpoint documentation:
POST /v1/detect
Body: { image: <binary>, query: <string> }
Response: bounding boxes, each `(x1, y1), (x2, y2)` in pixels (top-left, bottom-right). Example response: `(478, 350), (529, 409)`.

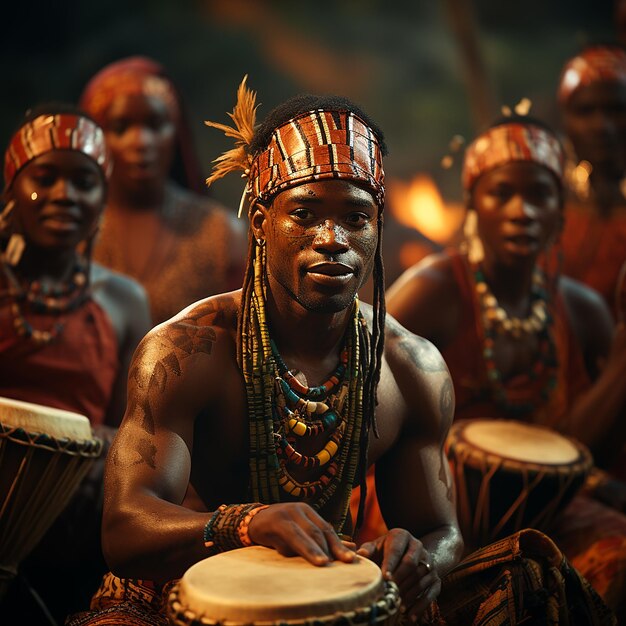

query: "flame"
(388, 174), (464, 245)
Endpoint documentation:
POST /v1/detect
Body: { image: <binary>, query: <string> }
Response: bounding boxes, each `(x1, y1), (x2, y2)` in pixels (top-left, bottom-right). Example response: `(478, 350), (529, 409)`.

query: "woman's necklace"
(472, 262), (558, 416)
(1, 258), (90, 345)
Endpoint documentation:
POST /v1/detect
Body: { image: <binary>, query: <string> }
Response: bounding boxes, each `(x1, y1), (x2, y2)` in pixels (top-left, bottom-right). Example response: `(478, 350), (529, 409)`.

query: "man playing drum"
(70, 82), (613, 625)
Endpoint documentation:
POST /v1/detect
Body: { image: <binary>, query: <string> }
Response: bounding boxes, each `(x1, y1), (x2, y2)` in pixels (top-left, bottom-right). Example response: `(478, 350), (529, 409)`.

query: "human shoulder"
(91, 262), (148, 306)
(386, 250), (462, 345)
(375, 308), (453, 439)
(128, 291), (242, 408)
(558, 275), (613, 351)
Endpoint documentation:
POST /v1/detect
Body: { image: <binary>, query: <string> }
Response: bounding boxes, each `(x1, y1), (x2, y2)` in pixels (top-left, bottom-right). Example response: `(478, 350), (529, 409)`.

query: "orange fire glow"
(388, 174), (465, 245)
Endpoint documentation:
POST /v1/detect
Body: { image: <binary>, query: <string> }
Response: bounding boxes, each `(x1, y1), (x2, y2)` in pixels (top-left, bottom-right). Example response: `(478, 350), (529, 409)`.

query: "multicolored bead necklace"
(473, 262), (558, 416)
(271, 338), (351, 498)
(1, 258), (90, 345)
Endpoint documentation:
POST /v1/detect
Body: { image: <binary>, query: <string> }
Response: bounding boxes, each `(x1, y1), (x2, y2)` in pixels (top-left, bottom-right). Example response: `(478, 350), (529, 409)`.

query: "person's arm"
(358, 323), (464, 619)
(103, 298), (354, 582)
(102, 305), (228, 582)
(560, 277), (626, 459)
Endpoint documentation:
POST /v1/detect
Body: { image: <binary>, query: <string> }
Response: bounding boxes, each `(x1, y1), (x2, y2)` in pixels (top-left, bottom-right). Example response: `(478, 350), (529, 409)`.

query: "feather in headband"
(205, 75), (259, 216)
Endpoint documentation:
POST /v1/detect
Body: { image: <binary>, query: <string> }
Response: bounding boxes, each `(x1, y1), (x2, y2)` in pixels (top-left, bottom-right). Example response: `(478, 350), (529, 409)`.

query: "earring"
(0, 199), (16, 232)
(256, 238), (265, 247)
(4, 233), (25, 266)
(463, 211), (484, 264)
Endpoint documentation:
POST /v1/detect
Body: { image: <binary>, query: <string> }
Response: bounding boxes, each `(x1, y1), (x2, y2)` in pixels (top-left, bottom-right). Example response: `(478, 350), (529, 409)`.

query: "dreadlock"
(207, 84), (387, 537)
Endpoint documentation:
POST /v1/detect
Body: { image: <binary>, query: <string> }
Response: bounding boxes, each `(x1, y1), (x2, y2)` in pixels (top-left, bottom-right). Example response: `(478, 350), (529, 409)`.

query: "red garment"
(443, 250), (592, 429)
(0, 298), (118, 426)
(561, 207), (626, 319)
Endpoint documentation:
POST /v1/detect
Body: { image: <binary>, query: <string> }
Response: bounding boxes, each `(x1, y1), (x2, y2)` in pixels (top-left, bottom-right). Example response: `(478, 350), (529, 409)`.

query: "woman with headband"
(0, 103), (151, 622)
(386, 115), (626, 617)
(80, 56), (246, 325)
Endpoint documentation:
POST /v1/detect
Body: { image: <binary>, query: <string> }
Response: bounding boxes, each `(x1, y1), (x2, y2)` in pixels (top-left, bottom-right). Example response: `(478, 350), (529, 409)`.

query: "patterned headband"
(204, 77), (385, 216)
(4, 113), (111, 190)
(558, 46), (626, 105)
(80, 70), (179, 125)
(462, 122), (564, 191)
(248, 109), (385, 207)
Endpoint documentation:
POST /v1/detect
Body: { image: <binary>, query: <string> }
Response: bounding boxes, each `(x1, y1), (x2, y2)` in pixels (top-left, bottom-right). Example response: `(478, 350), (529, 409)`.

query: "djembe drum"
(167, 545), (401, 626)
(0, 396), (102, 599)
(446, 419), (593, 551)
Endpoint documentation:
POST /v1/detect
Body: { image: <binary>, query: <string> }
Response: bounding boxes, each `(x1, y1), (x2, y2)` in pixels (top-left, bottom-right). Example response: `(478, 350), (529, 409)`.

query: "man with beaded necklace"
(69, 82), (614, 626)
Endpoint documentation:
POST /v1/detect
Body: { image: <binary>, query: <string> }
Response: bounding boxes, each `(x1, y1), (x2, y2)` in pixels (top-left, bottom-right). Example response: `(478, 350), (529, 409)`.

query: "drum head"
(462, 420), (581, 465)
(0, 396), (92, 440)
(176, 546), (384, 623)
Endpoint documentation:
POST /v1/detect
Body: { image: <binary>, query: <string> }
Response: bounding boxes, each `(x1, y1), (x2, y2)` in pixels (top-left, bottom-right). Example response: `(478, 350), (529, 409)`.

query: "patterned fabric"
(67, 530), (615, 626)
(249, 109), (385, 206)
(558, 45), (626, 105)
(424, 528), (616, 625)
(4, 113), (110, 190)
(462, 122), (564, 192)
(0, 298), (118, 426)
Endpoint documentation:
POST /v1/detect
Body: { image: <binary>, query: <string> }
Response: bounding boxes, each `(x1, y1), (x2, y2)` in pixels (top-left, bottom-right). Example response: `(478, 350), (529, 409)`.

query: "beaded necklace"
(240, 243), (368, 533)
(0, 258), (90, 345)
(472, 262), (558, 416)
(272, 338), (350, 498)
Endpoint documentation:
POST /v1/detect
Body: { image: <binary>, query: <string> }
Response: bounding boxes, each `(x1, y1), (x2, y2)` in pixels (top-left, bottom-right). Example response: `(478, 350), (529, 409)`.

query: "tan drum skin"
(168, 545), (401, 626)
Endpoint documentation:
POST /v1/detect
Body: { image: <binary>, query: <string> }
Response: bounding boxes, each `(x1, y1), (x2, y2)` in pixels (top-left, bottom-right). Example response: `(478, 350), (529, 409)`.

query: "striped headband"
(558, 46), (626, 105)
(462, 122), (564, 191)
(4, 113), (111, 191)
(248, 109), (385, 207)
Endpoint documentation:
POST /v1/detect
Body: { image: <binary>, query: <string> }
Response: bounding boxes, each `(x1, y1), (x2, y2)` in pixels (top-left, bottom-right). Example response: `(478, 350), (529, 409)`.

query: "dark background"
(0, 0), (616, 212)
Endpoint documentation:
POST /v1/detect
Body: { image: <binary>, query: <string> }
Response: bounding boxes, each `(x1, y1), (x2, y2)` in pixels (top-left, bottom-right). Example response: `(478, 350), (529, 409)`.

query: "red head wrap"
(4, 113), (110, 191)
(79, 56), (179, 125)
(249, 109), (385, 207)
(558, 45), (626, 105)
(462, 122), (564, 192)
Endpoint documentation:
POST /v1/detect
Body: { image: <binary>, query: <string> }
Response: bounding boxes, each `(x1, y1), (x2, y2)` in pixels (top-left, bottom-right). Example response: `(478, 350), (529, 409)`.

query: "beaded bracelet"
(203, 503), (267, 552)
(238, 504), (269, 547)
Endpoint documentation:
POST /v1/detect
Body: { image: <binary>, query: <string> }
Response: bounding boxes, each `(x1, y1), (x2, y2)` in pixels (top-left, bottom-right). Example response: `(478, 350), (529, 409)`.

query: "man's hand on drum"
(247, 502), (356, 565)
(357, 529), (439, 622)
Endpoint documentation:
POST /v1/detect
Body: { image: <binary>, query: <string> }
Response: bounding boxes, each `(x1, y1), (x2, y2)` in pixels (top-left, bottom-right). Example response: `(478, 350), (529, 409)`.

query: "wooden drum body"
(167, 545), (401, 626)
(0, 396), (102, 598)
(446, 419), (593, 551)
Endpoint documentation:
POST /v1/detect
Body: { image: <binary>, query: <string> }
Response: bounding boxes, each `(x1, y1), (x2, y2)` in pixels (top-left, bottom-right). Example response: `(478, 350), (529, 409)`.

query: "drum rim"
(166, 576), (400, 626)
(447, 419), (593, 471)
(0, 423), (102, 457)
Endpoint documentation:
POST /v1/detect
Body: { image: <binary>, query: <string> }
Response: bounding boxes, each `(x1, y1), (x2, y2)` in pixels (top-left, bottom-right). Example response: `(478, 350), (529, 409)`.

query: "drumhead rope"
(446, 419), (592, 548)
(0, 397), (102, 599)
(167, 546), (401, 626)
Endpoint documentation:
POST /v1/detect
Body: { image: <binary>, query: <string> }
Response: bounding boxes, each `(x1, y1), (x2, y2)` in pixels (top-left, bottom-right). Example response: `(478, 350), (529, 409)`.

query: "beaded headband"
(462, 122), (564, 191)
(80, 68), (179, 125)
(558, 46), (626, 105)
(205, 76), (385, 216)
(4, 113), (111, 190)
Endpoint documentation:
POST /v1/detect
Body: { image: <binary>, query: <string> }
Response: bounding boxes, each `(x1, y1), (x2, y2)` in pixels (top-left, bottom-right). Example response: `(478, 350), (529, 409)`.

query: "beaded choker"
(472, 263), (558, 416)
(271, 338), (351, 499)
(1, 259), (90, 345)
